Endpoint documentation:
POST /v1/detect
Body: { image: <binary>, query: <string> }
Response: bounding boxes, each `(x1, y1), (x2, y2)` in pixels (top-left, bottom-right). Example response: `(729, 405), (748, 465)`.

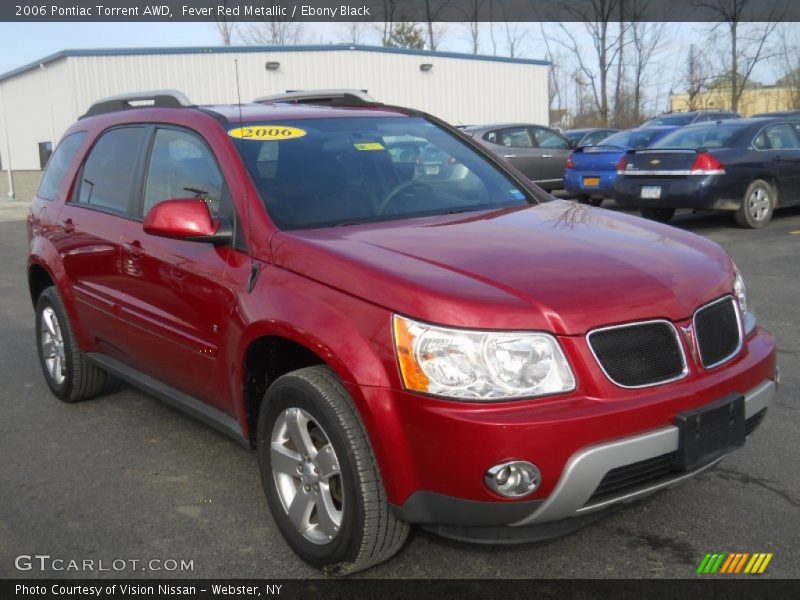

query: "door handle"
(57, 219), (74, 233)
(541, 154), (554, 158)
(503, 154), (517, 158)
(122, 240), (144, 257)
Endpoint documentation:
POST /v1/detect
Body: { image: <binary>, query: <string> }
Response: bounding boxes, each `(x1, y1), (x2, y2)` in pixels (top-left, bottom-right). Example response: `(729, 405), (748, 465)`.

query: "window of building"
(38, 142), (53, 169)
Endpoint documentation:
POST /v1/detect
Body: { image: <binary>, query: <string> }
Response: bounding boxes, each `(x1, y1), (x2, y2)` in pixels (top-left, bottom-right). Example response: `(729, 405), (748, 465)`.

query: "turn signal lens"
(565, 155), (574, 169)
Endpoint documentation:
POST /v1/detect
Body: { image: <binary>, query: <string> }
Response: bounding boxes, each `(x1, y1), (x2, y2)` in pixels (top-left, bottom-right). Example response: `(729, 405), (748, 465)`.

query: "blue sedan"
(563, 127), (677, 206)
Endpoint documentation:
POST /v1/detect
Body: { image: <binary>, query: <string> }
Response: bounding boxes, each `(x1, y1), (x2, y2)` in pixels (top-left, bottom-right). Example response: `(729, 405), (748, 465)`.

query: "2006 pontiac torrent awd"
(27, 89), (778, 574)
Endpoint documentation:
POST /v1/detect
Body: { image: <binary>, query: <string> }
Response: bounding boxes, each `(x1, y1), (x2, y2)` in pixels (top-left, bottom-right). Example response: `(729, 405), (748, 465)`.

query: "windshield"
(642, 114), (695, 127)
(596, 128), (665, 149)
(233, 117), (533, 229)
(650, 124), (748, 149)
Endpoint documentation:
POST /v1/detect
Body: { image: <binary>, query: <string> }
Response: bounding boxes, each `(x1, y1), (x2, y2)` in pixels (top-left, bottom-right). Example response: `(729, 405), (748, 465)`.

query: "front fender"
(231, 266), (417, 503)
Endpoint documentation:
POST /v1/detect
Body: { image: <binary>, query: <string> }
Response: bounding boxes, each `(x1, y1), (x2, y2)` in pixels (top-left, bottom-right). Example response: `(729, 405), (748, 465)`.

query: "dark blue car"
(563, 127), (677, 206)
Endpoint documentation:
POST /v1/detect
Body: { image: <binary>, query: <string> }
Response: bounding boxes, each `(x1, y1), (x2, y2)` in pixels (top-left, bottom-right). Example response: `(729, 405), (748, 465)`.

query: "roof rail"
(253, 89), (379, 107)
(81, 89), (194, 118)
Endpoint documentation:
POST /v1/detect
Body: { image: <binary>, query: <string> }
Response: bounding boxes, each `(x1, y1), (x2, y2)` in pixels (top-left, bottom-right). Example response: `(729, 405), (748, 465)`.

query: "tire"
(639, 207), (676, 223)
(735, 180), (775, 229)
(578, 195), (603, 207)
(35, 286), (108, 402)
(257, 366), (408, 575)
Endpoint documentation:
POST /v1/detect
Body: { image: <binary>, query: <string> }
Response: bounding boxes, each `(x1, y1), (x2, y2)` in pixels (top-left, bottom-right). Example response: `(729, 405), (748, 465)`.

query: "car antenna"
(234, 58), (260, 293)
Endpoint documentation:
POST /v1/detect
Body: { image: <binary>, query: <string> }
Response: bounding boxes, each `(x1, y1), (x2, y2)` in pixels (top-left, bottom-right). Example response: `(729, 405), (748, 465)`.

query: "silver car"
(464, 123), (575, 191)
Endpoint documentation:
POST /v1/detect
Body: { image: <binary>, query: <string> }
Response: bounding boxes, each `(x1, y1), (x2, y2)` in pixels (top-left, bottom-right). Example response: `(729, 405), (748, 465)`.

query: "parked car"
(641, 110), (740, 127)
(563, 128), (620, 148)
(751, 110), (800, 118)
(28, 89), (777, 575)
(564, 127), (677, 206)
(464, 123), (574, 190)
(614, 117), (800, 227)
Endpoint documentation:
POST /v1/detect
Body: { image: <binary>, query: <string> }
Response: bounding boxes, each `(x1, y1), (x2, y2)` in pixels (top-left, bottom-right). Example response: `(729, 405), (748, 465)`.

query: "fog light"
(484, 461), (540, 498)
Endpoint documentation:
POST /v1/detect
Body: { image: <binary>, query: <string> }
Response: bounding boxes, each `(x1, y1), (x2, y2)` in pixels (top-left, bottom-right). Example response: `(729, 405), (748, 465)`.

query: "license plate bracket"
(675, 394), (745, 471)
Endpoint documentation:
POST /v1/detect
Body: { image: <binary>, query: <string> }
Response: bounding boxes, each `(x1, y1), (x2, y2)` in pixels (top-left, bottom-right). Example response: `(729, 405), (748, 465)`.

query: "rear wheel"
(735, 180), (774, 229)
(639, 207), (676, 223)
(35, 287), (108, 402)
(257, 366), (408, 575)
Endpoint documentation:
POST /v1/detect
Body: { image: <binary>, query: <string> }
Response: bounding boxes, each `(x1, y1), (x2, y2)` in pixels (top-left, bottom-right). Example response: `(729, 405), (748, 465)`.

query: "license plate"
(424, 165), (440, 175)
(674, 394), (745, 471)
(641, 186), (661, 199)
(583, 176), (601, 187)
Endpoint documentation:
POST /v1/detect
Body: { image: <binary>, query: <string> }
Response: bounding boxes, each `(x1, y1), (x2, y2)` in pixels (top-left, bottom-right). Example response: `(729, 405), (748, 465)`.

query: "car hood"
(271, 200), (734, 335)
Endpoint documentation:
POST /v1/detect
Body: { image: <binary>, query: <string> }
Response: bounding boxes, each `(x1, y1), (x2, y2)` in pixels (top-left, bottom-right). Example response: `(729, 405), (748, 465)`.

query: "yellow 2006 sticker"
(227, 126), (307, 140)
(354, 142), (385, 151)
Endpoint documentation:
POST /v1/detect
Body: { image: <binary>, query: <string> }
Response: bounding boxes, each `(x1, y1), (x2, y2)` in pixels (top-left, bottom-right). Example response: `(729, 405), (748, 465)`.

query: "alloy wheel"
(748, 187), (771, 222)
(270, 407), (344, 545)
(40, 306), (66, 385)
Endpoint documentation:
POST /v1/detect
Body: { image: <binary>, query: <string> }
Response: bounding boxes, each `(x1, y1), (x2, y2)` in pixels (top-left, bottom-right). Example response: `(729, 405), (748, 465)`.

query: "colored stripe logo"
(696, 552), (773, 574)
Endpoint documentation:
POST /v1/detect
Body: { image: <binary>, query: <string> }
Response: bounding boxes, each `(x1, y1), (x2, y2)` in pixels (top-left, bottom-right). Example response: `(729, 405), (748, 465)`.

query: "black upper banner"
(3, 0), (799, 23)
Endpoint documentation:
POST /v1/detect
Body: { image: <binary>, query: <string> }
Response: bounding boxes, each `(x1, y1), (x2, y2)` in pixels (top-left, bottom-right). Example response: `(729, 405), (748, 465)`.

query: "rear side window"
(37, 132), (86, 201)
(764, 124), (800, 150)
(143, 128), (224, 217)
(532, 127), (570, 149)
(76, 127), (146, 213)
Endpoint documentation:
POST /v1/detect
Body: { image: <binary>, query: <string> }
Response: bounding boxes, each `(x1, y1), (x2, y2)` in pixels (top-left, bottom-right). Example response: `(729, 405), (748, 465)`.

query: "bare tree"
(215, 20), (235, 46)
(691, 0), (784, 112)
(777, 24), (800, 109)
(375, 0), (400, 47)
(421, 0), (451, 51)
(339, 22), (370, 44)
(460, 0), (487, 53)
(683, 43), (714, 110)
(544, 1), (623, 126)
(628, 1), (665, 123)
(239, 21), (304, 46)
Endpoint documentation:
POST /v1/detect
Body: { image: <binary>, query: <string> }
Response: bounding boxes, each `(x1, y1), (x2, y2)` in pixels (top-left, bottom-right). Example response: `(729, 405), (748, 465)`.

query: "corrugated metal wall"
(1, 47), (548, 171)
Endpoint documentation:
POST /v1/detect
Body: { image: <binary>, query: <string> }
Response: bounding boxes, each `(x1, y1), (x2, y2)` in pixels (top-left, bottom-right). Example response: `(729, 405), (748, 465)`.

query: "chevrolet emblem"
(650, 159), (661, 166)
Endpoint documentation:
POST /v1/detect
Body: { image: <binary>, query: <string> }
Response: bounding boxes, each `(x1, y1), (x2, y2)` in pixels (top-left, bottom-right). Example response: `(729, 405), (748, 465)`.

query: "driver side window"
(143, 128), (225, 217)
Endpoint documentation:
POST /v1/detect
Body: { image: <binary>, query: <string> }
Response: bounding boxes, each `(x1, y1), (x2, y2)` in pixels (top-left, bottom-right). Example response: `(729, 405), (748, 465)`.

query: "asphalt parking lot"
(0, 200), (798, 579)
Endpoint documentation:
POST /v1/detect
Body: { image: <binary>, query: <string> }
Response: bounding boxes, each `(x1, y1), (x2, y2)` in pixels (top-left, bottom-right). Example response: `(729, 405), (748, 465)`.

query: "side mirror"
(568, 139), (578, 149)
(143, 198), (232, 245)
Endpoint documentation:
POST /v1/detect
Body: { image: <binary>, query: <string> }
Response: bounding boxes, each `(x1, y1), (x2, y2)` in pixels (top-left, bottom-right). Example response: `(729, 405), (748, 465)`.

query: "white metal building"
(0, 44), (549, 198)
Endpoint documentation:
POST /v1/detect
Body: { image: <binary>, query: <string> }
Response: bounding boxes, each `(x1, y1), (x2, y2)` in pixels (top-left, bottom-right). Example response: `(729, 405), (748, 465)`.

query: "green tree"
(385, 22), (426, 49)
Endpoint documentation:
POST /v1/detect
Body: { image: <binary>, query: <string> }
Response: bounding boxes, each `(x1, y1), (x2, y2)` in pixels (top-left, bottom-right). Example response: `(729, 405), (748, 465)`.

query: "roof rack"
(81, 89), (194, 118)
(253, 89), (379, 107)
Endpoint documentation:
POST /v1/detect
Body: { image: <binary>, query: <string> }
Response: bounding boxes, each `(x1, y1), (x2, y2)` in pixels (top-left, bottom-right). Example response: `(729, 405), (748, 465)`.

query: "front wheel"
(735, 180), (775, 229)
(257, 366), (408, 575)
(36, 287), (108, 402)
(577, 195), (603, 207)
(639, 207), (676, 223)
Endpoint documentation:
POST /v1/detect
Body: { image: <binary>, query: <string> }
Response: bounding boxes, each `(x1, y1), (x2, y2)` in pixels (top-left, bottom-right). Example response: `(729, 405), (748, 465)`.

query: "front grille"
(694, 296), (741, 368)
(588, 321), (686, 388)
(584, 409), (767, 506)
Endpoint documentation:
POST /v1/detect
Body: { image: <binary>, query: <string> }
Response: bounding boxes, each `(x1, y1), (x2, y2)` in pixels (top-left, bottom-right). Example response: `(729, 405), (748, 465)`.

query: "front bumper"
(391, 379), (775, 543)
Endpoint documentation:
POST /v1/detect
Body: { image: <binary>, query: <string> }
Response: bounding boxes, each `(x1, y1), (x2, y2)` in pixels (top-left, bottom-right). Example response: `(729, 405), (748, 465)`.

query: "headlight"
(733, 265), (757, 334)
(393, 315), (576, 400)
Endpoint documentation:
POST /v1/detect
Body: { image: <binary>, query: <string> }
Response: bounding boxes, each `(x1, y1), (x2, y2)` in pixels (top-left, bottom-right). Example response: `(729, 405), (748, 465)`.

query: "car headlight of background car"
(733, 264), (757, 335)
(393, 315), (576, 400)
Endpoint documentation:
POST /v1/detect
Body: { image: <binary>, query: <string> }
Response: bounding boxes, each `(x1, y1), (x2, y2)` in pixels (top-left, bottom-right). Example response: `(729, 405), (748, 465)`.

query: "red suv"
(27, 90), (777, 574)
